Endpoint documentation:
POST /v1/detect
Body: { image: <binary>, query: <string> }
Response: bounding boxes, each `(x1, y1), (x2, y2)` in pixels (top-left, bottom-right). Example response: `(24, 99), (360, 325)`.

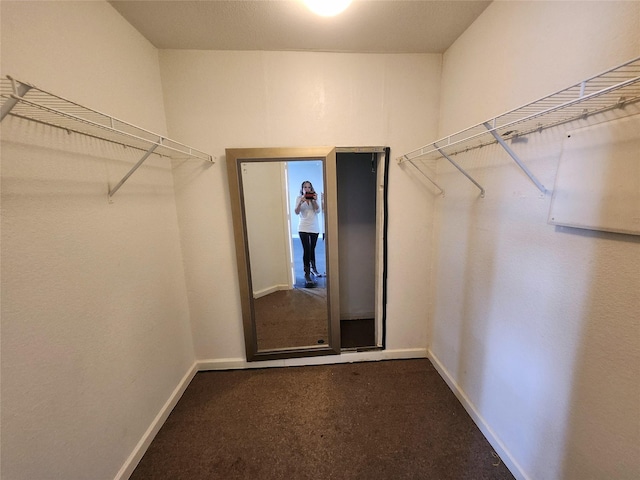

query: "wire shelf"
(1, 75), (214, 197)
(1, 76), (213, 162)
(399, 57), (640, 165)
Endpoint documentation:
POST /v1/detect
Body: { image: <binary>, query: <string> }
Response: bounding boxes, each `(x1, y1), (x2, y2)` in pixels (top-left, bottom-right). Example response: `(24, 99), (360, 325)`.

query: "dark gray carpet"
(130, 359), (515, 480)
(340, 318), (375, 349)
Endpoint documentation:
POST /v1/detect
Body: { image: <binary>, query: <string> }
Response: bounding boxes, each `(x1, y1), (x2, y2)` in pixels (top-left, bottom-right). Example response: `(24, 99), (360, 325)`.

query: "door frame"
(336, 146), (389, 350)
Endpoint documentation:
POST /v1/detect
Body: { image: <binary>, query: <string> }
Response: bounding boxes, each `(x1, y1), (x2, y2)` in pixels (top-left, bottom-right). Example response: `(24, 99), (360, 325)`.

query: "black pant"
(299, 232), (319, 274)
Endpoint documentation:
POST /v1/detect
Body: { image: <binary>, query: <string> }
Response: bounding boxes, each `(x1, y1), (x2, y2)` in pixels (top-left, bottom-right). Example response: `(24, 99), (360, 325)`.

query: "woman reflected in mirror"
(295, 180), (324, 287)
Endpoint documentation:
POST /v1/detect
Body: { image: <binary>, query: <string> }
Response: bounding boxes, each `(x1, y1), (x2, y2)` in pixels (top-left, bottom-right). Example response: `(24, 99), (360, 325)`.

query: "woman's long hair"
(299, 180), (315, 195)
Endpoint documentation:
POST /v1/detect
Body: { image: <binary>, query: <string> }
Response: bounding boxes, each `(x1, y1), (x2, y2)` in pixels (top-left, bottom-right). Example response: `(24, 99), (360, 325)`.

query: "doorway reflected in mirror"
(287, 161), (325, 288)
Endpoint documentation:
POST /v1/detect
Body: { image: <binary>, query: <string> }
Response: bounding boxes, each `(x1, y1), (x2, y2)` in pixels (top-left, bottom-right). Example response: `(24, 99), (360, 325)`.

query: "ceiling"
(109, 0), (492, 54)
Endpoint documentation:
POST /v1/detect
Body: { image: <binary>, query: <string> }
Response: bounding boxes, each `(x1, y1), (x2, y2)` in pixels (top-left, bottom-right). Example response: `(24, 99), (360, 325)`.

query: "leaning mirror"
(226, 147), (340, 361)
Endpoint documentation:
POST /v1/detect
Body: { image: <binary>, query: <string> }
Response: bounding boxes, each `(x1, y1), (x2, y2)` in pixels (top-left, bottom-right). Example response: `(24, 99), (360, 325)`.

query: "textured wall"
(432, 2), (640, 479)
(1, 2), (196, 479)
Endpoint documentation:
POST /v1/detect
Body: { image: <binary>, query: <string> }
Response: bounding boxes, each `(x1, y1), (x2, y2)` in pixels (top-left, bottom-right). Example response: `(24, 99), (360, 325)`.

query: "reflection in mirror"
(226, 147), (340, 361)
(242, 160), (327, 350)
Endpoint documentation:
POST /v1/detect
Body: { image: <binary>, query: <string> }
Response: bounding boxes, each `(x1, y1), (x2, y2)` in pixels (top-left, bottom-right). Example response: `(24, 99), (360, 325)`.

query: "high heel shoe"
(304, 273), (315, 287)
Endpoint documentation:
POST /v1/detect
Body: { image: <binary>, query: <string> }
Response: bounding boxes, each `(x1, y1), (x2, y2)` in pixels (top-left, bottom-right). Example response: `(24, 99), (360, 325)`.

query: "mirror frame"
(226, 147), (341, 361)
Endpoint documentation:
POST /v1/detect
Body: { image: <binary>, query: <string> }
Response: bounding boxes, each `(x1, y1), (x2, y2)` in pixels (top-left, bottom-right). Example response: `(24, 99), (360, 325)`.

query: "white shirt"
(297, 196), (320, 233)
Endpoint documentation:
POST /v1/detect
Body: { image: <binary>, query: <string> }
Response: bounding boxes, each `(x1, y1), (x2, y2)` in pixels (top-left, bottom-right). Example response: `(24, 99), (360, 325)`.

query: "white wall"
(159, 50), (442, 361)
(430, 2), (640, 479)
(1, 2), (196, 479)
(242, 161), (290, 297)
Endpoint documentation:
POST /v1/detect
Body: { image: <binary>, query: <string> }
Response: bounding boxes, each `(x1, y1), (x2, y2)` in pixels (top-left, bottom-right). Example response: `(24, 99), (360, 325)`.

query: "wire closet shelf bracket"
(0, 75), (214, 198)
(397, 56), (640, 197)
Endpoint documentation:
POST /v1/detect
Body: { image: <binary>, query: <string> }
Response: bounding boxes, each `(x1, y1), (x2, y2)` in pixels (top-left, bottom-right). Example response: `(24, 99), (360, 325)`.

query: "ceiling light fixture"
(303, 0), (352, 17)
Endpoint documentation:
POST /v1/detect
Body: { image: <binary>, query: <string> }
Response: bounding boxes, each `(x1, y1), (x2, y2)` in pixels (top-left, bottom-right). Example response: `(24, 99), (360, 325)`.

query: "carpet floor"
(341, 318), (375, 349)
(130, 359), (515, 480)
(254, 288), (329, 350)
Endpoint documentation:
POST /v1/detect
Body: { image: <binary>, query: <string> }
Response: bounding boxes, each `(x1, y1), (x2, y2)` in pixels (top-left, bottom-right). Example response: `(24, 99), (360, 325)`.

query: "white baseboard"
(114, 362), (198, 480)
(197, 348), (427, 371)
(253, 284), (290, 299)
(427, 350), (529, 480)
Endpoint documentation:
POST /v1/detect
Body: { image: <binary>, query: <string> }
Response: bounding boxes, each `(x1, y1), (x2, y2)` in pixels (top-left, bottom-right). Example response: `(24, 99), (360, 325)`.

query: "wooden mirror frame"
(226, 147), (341, 361)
